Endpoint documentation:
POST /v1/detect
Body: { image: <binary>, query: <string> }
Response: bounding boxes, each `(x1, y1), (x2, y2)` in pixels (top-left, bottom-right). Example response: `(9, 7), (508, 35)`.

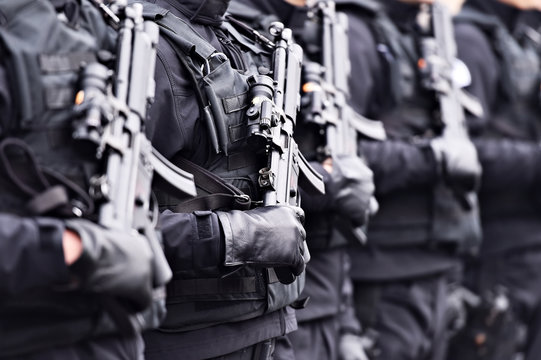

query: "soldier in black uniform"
(226, 1), (376, 359)
(0, 0), (160, 358)
(447, 0), (541, 359)
(136, 0), (310, 359)
(334, 0), (482, 359)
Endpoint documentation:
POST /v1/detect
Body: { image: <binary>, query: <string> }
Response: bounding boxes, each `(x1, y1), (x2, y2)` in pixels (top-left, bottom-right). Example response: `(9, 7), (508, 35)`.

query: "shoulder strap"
(140, 2), (217, 61)
(141, 2), (232, 154)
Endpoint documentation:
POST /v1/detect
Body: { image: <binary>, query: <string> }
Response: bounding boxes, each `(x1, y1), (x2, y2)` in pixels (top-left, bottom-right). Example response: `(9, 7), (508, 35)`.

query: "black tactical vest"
(456, 7), (541, 142)
(141, 3), (305, 332)
(0, 0), (125, 356)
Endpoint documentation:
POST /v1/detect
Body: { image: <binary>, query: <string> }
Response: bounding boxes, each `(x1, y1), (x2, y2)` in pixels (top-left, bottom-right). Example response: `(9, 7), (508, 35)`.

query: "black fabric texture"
(455, 11), (541, 254)
(144, 308), (297, 360)
(353, 273), (450, 360)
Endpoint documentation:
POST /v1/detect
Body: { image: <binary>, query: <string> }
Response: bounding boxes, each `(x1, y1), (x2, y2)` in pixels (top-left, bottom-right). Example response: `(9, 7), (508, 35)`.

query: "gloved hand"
(216, 205), (307, 281)
(430, 138), (481, 192)
(327, 155), (376, 226)
(65, 219), (154, 311)
(339, 333), (370, 360)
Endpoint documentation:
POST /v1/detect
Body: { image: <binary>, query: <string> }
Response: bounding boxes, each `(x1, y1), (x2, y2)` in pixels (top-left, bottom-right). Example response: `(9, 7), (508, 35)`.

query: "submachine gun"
(74, 0), (196, 324)
(301, 1), (386, 244)
(417, 2), (474, 148)
(245, 22), (325, 284)
(416, 2), (482, 253)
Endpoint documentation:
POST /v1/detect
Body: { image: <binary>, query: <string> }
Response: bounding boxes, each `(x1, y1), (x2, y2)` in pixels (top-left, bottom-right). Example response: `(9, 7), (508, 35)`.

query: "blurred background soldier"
(228, 1), (377, 359)
(136, 0), (315, 359)
(0, 0), (163, 358)
(332, 0), (483, 359)
(447, 0), (541, 359)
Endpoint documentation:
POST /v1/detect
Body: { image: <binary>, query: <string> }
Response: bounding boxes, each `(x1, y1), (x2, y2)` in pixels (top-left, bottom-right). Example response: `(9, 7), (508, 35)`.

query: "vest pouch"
(368, 190), (432, 247)
(430, 184), (482, 255)
(200, 58), (252, 158)
(266, 270), (305, 313)
(159, 266), (267, 332)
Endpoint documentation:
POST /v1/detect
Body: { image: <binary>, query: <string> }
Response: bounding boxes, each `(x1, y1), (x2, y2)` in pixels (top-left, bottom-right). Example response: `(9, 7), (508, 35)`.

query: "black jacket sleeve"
(0, 215), (70, 296)
(474, 138), (541, 192)
(360, 140), (437, 195)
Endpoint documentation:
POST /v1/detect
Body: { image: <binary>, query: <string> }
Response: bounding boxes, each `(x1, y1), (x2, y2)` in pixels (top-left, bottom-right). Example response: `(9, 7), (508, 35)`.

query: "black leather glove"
(65, 219), (154, 311)
(328, 155), (376, 226)
(431, 138), (481, 192)
(216, 205), (307, 280)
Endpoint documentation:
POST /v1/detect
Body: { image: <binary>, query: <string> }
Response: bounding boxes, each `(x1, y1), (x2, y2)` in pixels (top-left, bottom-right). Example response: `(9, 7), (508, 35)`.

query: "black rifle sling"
(172, 156), (252, 212)
(0, 138), (93, 217)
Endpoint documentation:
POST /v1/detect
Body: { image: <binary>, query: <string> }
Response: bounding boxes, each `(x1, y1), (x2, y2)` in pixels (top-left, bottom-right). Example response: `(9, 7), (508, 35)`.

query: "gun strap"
(142, 4), (217, 60)
(172, 156), (252, 212)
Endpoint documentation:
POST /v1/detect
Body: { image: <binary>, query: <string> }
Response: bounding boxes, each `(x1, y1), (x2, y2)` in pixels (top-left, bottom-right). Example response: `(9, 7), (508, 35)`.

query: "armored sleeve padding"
(0, 214), (70, 295)
(474, 138), (541, 191)
(159, 210), (224, 276)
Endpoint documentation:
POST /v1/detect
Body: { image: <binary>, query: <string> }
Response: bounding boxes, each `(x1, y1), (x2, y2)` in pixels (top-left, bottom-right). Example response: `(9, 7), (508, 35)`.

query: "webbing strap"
(172, 156), (252, 212)
(222, 91), (250, 114)
(39, 52), (96, 73)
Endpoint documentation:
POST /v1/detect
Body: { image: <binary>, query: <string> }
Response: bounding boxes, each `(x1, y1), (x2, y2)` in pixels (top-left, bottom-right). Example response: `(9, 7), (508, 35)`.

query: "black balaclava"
(467, 0), (521, 31)
(231, 0), (308, 31)
(163, 0), (231, 25)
